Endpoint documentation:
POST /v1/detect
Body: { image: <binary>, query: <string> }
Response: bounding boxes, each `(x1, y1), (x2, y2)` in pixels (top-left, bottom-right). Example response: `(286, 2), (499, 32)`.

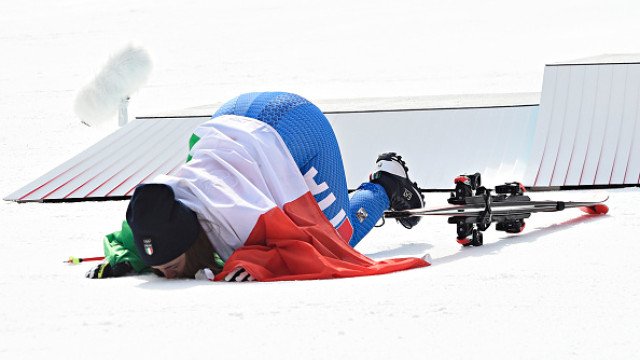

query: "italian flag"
(214, 191), (430, 282)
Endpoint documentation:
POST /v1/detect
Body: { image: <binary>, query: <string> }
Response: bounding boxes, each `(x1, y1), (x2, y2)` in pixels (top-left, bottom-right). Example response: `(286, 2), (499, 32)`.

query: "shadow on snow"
(434, 213), (609, 266)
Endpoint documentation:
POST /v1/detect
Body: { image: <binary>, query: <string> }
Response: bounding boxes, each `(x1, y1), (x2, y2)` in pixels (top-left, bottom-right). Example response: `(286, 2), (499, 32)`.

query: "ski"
(384, 196), (609, 218)
(384, 172), (609, 247)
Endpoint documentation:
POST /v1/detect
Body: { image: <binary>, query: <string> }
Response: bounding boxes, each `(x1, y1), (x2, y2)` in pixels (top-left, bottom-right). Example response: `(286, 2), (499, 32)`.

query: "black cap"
(127, 184), (199, 266)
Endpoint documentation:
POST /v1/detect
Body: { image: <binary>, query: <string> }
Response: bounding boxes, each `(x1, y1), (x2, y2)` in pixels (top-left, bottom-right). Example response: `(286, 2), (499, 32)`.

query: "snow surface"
(1, 0), (640, 358)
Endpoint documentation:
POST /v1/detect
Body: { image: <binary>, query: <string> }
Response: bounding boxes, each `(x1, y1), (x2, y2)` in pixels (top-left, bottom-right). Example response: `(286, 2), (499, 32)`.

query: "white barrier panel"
(4, 117), (206, 202)
(328, 105), (539, 190)
(524, 55), (640, 187)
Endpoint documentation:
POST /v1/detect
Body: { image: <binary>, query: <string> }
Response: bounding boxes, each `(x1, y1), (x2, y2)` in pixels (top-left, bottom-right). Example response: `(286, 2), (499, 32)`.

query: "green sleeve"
(103, 220), (150, 273)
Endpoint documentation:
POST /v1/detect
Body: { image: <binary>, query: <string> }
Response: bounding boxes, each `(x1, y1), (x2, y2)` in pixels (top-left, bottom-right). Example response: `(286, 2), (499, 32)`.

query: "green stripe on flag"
(186, 133), (201, 162)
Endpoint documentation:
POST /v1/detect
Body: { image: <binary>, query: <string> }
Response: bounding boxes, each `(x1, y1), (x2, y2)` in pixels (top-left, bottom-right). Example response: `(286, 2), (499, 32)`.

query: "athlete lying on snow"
(86, 92), (430, 281)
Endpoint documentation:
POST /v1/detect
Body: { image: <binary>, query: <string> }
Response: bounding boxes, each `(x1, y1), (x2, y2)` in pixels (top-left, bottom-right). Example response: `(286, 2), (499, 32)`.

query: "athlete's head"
(127, 183), (199, 277)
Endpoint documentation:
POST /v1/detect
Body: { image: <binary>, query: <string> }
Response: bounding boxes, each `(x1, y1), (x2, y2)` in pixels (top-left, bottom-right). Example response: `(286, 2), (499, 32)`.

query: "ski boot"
(370, 152), (424, 229)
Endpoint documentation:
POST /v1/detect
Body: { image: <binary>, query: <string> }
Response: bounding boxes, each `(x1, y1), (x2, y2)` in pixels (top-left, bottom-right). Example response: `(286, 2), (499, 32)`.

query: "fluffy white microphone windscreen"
(75, 45), (152, 126)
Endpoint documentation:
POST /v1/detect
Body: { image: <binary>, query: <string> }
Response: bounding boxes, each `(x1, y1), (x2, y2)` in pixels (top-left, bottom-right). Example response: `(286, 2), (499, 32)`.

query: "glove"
(224, 267), (256, 282)
(85, 261), (133, 279)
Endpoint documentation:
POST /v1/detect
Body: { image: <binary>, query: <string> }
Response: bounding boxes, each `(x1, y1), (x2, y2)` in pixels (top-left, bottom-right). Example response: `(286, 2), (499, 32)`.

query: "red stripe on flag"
(214, 192), (429, 282)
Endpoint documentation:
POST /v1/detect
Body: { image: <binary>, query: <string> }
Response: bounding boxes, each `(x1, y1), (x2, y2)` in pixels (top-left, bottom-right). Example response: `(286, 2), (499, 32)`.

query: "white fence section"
(5, 117), (206, 202)
(524, 55), (640, 187)
(327, 105), (539, 190)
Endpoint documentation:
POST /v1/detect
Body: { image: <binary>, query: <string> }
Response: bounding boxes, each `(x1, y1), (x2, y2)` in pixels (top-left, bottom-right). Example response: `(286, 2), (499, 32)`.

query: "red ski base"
(579, 204), (609, 215)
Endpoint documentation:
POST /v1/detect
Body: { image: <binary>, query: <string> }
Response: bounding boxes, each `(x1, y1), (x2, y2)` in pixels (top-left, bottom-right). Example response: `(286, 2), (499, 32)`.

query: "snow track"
(2, 1), (640, 359)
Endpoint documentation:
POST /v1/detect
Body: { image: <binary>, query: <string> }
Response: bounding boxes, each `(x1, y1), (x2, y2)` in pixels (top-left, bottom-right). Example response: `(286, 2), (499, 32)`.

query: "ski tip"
(579, 204), (609, 215)
(421, 253), (433, 264)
